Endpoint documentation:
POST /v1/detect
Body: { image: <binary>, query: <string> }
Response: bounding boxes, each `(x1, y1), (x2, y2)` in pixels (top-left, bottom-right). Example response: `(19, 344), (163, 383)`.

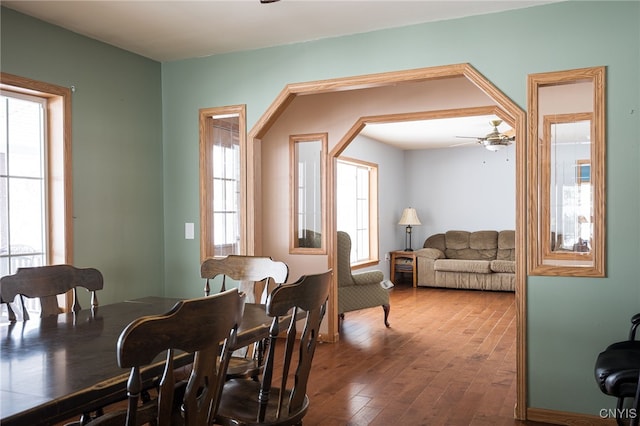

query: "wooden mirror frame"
(289, 133), (327, 254)
(527, 66), (606, 277)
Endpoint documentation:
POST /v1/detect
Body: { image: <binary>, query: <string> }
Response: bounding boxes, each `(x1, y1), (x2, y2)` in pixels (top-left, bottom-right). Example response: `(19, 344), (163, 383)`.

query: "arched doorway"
(247, 63), (526, 419)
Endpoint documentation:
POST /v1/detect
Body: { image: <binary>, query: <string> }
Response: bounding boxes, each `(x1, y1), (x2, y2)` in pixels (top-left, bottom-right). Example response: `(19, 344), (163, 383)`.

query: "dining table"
(0, 296), (281, 426)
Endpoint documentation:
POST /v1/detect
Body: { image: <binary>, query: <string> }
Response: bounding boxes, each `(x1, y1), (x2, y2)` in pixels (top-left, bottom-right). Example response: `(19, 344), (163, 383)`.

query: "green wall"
(160, 1), (640, 416)
(2, 0), (640, 417)
(0, 7), (165, 304)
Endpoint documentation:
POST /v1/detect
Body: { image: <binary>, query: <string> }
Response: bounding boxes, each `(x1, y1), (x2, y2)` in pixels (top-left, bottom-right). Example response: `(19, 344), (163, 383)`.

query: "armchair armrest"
(415, 248), (445, 260)
(352, 270), (384, 286)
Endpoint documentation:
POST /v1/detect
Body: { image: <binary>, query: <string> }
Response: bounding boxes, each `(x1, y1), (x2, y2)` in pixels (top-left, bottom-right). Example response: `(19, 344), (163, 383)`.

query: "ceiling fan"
(455, 119), (515, 151)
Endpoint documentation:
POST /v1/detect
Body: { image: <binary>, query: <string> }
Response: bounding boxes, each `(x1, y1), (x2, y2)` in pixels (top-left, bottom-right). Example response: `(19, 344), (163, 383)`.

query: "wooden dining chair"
(214, 270), (332, 426)
(0, 264), (103, 321)
(201, 255), (289, 379)
(201, 255), (289, 303)
(86, 288), (245, 426)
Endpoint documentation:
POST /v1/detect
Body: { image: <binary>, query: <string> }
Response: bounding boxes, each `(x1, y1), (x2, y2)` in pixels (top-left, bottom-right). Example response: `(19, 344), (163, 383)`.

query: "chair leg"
(616, 396), (626, 426)
(382, 304), (390, 328)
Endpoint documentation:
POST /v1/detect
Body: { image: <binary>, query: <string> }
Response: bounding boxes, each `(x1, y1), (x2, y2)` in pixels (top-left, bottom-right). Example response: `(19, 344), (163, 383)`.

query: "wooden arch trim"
(246, 63), (527, 420)
(330, 105), (506, 158)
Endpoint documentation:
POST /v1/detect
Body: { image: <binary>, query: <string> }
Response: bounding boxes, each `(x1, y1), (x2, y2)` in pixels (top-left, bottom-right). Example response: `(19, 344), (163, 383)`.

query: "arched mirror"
(528, 66), (605, 276)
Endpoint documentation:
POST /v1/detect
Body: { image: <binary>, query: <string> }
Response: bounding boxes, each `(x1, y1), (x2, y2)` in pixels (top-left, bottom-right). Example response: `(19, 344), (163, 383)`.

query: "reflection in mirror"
(528, 66), (605, 276)
(544, 115), (592, 258)
(290, 133), (326, 254)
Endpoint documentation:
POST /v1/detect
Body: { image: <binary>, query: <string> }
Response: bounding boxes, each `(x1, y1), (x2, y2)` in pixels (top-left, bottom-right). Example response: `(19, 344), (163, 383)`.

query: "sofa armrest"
(352, 270), (384, 286)
(415, 247), (445, 260)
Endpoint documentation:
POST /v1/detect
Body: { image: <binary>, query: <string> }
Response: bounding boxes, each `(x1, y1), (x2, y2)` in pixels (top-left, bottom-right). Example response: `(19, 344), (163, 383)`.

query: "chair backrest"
(201, 255), (289, 303)
(337, 231), (355, 287)
(0, 264), (103, 321)
(258, 270), (332, 422)
(116, 288), (245, 426)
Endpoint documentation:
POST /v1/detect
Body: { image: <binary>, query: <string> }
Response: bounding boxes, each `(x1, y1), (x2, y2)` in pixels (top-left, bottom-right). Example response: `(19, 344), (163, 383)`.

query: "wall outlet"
(384, 252), (390, 261)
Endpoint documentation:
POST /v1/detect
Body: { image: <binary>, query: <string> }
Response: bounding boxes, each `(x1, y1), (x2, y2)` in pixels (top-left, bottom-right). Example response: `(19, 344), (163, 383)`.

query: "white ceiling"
(360, 115), (513, 150)
(2, 0), (544, 149)
(2, 0), (557, 62)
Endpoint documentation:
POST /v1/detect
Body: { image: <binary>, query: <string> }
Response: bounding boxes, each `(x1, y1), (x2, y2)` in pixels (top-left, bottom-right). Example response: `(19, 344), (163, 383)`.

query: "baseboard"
(527, 407), (616, 425)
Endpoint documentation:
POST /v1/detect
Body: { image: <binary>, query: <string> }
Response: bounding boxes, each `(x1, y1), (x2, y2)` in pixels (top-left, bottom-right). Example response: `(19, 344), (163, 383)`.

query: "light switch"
(185, 222), (194, 240)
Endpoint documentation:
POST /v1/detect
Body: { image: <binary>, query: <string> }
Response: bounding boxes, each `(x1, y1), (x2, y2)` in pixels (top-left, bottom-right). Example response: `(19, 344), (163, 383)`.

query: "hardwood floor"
(58, 284), (553, 425)
(302, 284), (548, 426)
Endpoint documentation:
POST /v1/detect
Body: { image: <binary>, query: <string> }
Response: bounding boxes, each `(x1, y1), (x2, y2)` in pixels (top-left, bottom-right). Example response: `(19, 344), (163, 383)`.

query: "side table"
(390, 250), (417, 287)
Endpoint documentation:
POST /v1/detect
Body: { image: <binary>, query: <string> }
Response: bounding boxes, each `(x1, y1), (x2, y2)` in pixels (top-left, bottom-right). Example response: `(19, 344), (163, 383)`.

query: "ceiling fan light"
(485, 143), (506, 152)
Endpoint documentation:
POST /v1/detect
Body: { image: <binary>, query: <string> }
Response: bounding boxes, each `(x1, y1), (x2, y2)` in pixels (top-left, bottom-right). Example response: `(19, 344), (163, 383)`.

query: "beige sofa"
(415, 230), (515, 291)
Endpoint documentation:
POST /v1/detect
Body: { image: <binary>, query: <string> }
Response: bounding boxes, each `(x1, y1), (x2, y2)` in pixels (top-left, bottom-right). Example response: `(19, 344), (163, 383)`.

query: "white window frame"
(337, 156), (378, 267)
(0, 73), (73, 313)
(0, 91), (48, 274)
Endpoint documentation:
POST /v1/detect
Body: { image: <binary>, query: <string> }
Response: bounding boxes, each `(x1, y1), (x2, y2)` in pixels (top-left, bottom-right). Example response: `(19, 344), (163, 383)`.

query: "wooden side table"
(390, 250), (417, 287)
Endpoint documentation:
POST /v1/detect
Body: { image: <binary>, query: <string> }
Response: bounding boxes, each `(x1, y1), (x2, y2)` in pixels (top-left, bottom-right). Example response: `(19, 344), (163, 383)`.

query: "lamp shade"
(398, 208), (421, 226)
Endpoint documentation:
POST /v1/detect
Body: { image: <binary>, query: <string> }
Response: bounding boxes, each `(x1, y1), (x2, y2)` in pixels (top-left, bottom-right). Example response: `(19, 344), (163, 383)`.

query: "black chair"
(595, 313), (640, 426)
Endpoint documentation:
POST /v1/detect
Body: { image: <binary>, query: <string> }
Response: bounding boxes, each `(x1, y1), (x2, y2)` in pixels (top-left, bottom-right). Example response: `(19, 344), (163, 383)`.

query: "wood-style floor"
(57, 283), (553, 425)
(302, 283), (549, 426)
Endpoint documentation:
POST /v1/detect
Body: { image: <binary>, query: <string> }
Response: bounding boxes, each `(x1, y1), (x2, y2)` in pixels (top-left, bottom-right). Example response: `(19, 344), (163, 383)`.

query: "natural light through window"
(337, 157), (378, 265)
(212, 116), (240, 256)
(0, 91), (48, 276)
(199, 105), (246, 260)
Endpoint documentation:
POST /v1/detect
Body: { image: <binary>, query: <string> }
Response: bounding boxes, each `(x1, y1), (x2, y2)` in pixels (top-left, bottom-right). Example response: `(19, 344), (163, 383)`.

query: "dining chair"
(86, 288), (245, 426)
(201, 255), (289, 379)
(0, 264), (103, 322)
(214, 270), (332, 426)
(201, 255), (289, 303)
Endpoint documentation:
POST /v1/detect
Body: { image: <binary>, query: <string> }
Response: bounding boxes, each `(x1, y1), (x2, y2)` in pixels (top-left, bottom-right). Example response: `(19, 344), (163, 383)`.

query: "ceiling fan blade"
(455, 136), (482, 139)
(449, 140), (479, 148)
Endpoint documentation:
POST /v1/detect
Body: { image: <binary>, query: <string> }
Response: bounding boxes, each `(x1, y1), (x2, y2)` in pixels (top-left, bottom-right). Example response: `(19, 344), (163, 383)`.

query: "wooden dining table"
(0, 296), (279, 426)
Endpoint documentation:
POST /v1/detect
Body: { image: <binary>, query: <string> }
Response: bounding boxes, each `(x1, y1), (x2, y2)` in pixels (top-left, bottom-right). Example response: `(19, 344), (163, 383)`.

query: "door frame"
(246, 63), (527, 419)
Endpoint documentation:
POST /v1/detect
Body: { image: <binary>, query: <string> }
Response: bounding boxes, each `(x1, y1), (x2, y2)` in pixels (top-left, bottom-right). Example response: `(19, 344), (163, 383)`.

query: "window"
(0, 91), (48, 274)
(0, 73), (72, 313)
(199, 106), (246, 260)
(337, 157), (378, 266)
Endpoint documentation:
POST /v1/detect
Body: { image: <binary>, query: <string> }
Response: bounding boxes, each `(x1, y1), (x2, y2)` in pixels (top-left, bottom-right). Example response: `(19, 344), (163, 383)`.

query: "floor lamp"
(399, 207), (421, 251)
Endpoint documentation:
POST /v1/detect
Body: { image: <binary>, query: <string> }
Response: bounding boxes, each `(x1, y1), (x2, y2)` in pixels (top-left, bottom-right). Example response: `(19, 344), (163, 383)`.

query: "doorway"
(248, 63), (526, 419)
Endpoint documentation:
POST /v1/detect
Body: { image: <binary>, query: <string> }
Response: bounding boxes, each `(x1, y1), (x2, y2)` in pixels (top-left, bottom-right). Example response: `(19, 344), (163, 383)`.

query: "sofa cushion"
(470, 231), (498, 249)
(497, 230), (516, 261)
(445, 230), (469, 250)
(423, 233), (446, 252)
(434, 259), (492, 274)
(490, 259), (516, 274)
(415, 248), (445, 260)
(445, 230), (497, 260)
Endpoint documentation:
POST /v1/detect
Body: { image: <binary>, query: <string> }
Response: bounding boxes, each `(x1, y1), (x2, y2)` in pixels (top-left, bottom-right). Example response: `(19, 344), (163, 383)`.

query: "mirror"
(528, 66), (605, 276)
(290, 133), (327, 254)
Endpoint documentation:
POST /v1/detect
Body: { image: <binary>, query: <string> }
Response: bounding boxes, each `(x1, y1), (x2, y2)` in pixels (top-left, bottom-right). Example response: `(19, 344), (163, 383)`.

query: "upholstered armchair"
(337, 231), (390, 327)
